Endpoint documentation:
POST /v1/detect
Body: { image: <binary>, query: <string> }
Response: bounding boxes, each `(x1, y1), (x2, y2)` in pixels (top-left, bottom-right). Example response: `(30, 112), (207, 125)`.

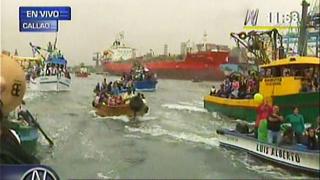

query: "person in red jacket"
(254, 100), (273, 138)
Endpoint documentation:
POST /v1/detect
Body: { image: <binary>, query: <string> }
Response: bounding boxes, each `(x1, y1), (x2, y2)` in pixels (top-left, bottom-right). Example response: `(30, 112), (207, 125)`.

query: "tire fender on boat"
(216, 129), (225, 135)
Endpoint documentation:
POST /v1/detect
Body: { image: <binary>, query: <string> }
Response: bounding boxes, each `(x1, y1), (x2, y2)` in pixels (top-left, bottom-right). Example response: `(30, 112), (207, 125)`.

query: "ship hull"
(103, 61), (226, 81)
(103, 51), (230, 81)
(29, 75), (71, 92)
(203, 92), (320, 124)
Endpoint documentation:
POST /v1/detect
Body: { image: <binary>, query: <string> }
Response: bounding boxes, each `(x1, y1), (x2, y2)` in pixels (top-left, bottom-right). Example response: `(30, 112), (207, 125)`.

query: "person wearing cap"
(0, 54), (39, 164)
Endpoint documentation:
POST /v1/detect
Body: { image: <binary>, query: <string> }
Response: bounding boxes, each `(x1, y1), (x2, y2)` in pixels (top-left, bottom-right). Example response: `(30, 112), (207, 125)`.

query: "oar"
(26, 110), (54, 146)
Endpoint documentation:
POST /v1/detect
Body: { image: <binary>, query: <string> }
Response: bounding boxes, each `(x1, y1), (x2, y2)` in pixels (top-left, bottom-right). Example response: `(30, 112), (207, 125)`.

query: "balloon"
(254, 93), (264, 104)
(0, 54), (26, 115)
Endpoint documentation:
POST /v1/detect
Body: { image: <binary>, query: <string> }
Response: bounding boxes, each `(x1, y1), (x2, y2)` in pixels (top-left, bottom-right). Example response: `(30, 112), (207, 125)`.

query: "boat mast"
(298, 0), (310, 56)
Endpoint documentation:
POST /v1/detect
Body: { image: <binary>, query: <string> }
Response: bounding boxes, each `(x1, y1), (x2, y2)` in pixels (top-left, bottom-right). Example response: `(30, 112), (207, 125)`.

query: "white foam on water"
(193, 100), (204, 106)
(124, 134), (142, 139)
(228, 150), (312, 179)
(177, 101), (194, 106)
(161, 103), (208, 113)
(136, 115), (158, 122)
(211, 112), (221, 119)
(97, 172), (111, 179)
(97, 170), (119, 179)
(24, 90), (42, 101)
(89, 110), (97, 117)
(125, 125), (219, 147)
(246, 163), (308, 179)
(94, 115), (130, 123)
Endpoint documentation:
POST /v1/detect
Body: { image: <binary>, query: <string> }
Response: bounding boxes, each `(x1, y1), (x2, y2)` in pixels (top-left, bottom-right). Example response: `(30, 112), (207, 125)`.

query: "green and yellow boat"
(204, 56), (320, 124)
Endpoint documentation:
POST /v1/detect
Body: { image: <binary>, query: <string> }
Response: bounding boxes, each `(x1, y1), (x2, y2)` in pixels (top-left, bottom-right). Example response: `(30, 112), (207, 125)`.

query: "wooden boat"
(95, 103), (149, 117)
(204, 56), (320, 124)
(216, 128), (320, 175)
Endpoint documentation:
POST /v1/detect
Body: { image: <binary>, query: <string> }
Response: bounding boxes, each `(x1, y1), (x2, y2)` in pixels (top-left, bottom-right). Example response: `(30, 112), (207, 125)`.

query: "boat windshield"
(261, 64), (319, 78)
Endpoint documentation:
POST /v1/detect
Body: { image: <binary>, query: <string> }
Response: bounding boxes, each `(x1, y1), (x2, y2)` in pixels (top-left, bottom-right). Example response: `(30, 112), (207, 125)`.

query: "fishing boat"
(204, 56), (320, 124)
(204, 1), (320, 125)
(132, 79), (157, 92)
(119, 79), (158, 93)
(29, 41), (72, 92)
(7, 118), (39, 154)
(94, 96), (149, 118)
(29, 57), (72, 92)
(216, 128), (320, 175)
(75, 65), (90, 78)
(100, 32), (232, 81)
(95, 103), (149, 117)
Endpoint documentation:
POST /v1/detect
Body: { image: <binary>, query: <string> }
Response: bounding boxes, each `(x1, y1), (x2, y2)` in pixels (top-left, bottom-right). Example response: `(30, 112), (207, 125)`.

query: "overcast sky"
(1, 0), (308, 65)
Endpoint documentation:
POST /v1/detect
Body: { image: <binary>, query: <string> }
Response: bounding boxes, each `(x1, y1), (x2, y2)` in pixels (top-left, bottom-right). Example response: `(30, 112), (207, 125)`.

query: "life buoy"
(129, 96), (144, 113)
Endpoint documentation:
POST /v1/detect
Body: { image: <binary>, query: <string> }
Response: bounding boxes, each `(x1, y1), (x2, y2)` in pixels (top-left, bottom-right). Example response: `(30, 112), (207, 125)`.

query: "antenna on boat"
(298, 0), (310, 56)
(53, 32), (58, 50)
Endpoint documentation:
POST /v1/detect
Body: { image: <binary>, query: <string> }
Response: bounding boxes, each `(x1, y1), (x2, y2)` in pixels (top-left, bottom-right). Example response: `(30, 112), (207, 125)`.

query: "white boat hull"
(217, 129), (320, 175)
(29, 75), (71, 92)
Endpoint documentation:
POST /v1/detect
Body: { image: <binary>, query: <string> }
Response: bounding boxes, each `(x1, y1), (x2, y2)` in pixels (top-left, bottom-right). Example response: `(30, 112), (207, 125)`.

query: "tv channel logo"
(21, 167), (58, 180)
(0, 165), (60, 180)
(19, 6), (71, 32)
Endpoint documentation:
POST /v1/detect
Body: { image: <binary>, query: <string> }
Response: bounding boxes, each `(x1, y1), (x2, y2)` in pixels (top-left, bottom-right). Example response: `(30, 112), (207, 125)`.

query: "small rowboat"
(216, 128), (320, 176)
(7, 119), (39, 154)
(95, 104), (149, 117)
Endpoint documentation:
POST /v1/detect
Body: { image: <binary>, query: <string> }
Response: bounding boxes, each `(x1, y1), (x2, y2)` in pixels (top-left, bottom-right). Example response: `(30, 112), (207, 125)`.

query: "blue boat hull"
(120, 80), (158, 93)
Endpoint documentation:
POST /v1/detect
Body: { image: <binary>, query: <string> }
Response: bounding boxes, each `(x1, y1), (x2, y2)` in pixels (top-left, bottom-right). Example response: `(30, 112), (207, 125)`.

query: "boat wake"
(244, 160), (309, 179)
(161, 103), (207, 113)
(24, 90), (43, 101)
(226, 149), (311, 179)
(97, 170), (119, 179)
(125, 125), (219, 147)
(89, 110), (130, 122)
(136, 115), (158, 122)
(94, 115), (130, 123)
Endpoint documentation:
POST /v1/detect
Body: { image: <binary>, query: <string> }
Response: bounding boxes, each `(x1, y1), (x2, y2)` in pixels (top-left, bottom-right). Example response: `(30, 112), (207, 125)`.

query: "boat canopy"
(46, 56), (67, 65)
(12, 56), (42, 62)
(260, 56), (320, 68)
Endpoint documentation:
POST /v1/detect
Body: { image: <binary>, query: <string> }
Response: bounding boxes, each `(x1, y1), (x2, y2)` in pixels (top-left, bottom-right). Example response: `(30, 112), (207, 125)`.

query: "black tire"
(129, 96), (144, 113)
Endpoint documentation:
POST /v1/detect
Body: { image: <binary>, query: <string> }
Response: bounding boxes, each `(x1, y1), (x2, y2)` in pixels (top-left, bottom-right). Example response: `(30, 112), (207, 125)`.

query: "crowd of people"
(210, 72), (259, 99)
(255, 101), (320, 150)
(129, 62), (156, 81)
(300, 70), (320, 92)
(92, 78), (146, 108)
(43, 63), (71, 79)
(26, 63), (71, 81)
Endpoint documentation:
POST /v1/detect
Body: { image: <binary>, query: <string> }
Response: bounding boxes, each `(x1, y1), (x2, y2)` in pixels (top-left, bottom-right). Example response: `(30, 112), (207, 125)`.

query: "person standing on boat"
(267, 105), (284, 144)
(285, 107), (305, 144)
(111, 81), (120, 96)
(209, 86), (216, 96)
(231, 79), (239, 98)
(123, 90), (134, 104)
(255, 100), (273, 138)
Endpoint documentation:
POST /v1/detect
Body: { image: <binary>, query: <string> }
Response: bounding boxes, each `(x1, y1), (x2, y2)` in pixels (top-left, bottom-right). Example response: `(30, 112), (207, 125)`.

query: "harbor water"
(25, 74), (314, 179)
